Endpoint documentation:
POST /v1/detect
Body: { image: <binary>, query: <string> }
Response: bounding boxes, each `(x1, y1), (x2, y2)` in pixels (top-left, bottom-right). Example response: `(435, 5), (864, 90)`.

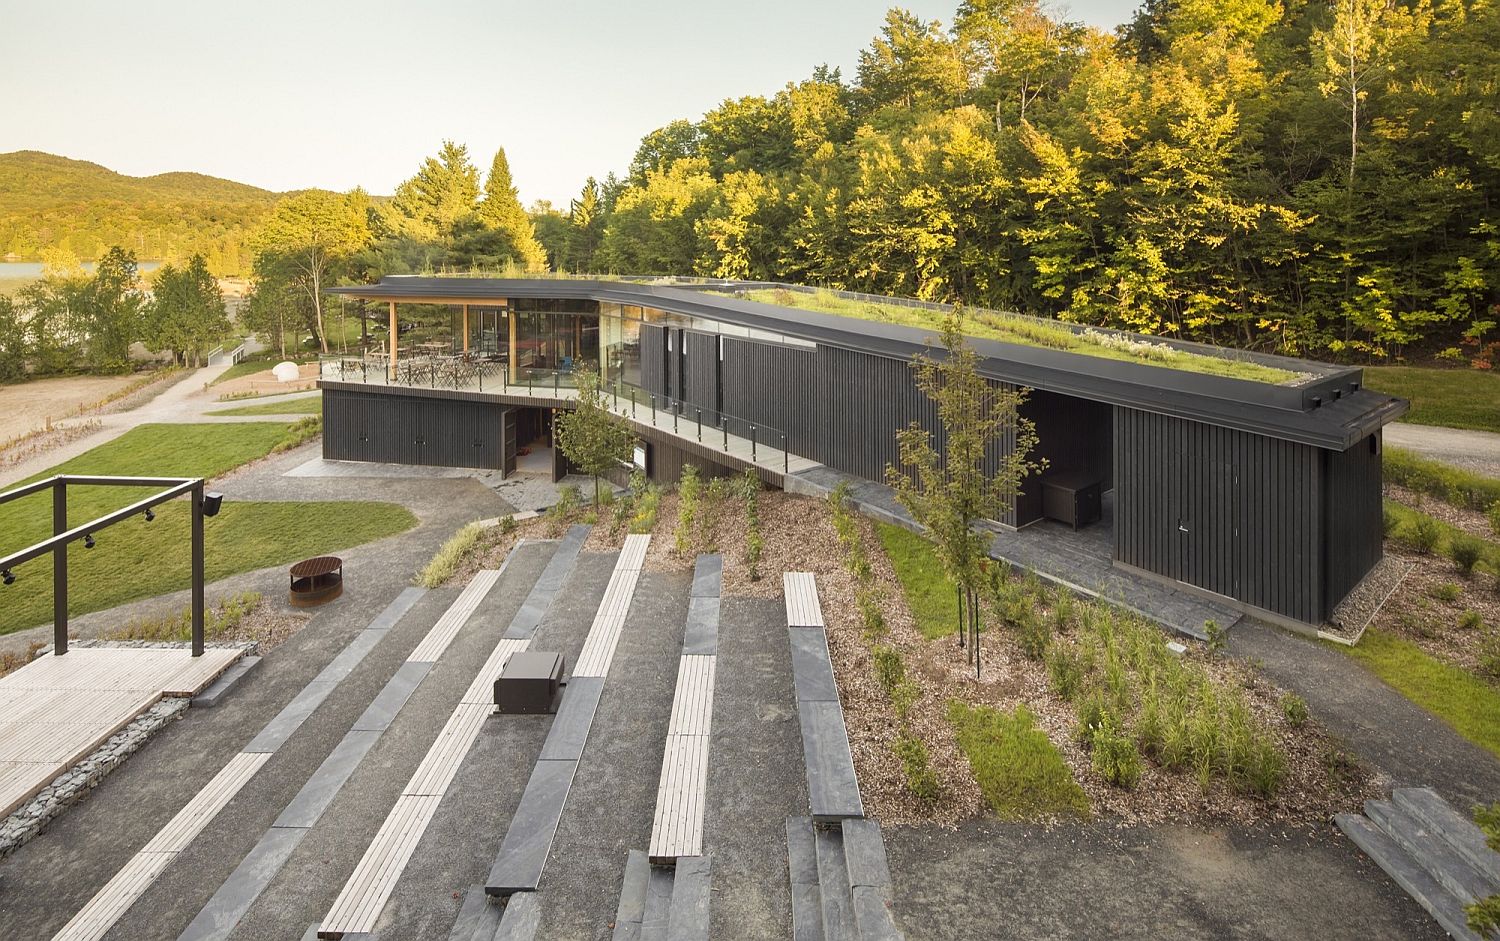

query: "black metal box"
(495, 651), (564, 714)
(1041, 471), (1103, 530)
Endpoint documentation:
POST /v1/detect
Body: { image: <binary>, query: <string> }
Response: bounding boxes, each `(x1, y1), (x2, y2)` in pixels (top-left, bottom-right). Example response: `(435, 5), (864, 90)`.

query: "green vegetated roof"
(718, 288), (1313, 386)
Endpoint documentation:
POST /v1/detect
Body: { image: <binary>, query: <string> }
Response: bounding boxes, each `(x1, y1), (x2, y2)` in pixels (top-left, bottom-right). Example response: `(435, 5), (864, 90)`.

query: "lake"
(0, 260), (164, 277)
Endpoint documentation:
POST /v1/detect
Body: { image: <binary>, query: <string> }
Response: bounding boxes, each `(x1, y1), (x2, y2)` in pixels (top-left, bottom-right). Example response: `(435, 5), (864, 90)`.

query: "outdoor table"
(289, 555), (343, 607)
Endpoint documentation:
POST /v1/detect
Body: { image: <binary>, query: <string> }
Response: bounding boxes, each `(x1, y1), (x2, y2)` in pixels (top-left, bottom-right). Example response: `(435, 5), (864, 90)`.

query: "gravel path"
(1384, 422), (1500, 478)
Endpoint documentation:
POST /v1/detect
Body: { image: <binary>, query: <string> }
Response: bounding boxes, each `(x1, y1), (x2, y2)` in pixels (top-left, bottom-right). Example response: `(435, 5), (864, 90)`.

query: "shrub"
(1016, 608), (1050, 661)
(1085, 709), (1143, 789)
(857, 587), (887, 638)
(872, 645), (905, 692)
(1407, 515), (1443, 554)
(1047, 644), (1084, 701)
(674, 465), (701, 555)
(1280, 692), (1310, 728)
(1431, 582), (1464, 603)
(1383, 505), (1399, 537)
(1244, 735), (1288, 798)
(498, 514), (518, 535)
(1460, 610), (1485, 631)
(1491, 502), (1500, 539)
(893, 731), (943, 802)
(630, 483), (661, 534)
(1050, 589), (1076, 633)
(1451, 535), (1486, 574)
(1204, 619), (1226, 656)
(1479, 633), (1500, 679)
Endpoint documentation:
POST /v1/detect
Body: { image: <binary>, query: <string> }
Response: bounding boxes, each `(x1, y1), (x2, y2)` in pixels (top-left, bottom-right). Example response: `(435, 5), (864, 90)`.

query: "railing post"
(673, 406), (678, 434)
(650, 394), (657, 425)
(751, 425), (757, 461)
(191, 481), (205, 657)
(696, 409), (702, 442)
(631, 387), (637, 418)
(722, 419), (728, 452)
(783, 434), (788, 474)
(52, 479), (67, 655)
(554, 370), (559, 396)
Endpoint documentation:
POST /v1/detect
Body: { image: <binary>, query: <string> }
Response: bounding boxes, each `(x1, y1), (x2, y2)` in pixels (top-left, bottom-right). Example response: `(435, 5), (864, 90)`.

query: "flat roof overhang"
(330, 277), (1409, 451)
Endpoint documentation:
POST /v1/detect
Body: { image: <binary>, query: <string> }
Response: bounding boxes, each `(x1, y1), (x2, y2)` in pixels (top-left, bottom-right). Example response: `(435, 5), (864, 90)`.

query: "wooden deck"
(0, 646), (242, 818)
(649, 655), (716, 862)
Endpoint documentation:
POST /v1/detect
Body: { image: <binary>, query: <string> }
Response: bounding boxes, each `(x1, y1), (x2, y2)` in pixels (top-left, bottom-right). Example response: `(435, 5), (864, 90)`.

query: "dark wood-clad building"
(324, 277), (1407, 630)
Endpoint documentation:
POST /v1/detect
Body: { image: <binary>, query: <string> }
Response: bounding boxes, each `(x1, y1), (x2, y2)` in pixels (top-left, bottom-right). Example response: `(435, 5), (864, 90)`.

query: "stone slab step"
(1393, 787), (1500, 888)
(640, 864), (675, 941)
(841, 819), (903, 940)
(485, 759), (578, 895)
(814, 825), (856, 941)
(445, 885), (501, 941)
(612, 850), (652, 941)
(798, 702), (864, 822)
(190, 656), (260, 709)
(787, 817), (825, 941)
(493, 891), (541, 941)
(666, 855), (711, 940)
(1366, 799), (1499, 903)
(1335, 813), (1483, 941)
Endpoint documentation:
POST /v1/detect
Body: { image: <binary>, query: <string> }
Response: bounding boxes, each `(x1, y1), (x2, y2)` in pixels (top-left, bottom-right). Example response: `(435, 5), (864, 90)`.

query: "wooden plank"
(53, 851), (175, 941)
(409, 569), (500, 663)
(140, 752), (270, 854)
(321, 794), (443, 936)
(461, 638), (530, 705)
(783, 573), (823, 628)
(405, 703), (490, 797)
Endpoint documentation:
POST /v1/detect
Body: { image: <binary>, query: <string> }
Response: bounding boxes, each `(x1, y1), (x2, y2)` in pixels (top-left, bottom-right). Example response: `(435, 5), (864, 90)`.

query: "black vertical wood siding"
(683, 330), (721, 418)
(1113, 407), (1324, 623)
(814, 345), (1018, 526)
(720, 337), (818, 457)
(323, 388), (505, 469)
(1322, 432), (1384, 615)
(641, 324), (667, 396)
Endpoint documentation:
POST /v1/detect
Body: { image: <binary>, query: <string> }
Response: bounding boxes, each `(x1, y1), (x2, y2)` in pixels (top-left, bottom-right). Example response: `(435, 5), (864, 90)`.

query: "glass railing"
(318, 354), (797, 472)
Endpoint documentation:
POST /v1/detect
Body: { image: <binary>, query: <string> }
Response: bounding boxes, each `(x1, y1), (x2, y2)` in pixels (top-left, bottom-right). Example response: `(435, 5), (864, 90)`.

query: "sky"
(1, 0), (1140, 208)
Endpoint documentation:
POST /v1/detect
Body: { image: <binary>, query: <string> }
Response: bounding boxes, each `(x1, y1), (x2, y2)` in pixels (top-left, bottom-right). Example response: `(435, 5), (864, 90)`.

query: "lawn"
(875, 522), (960, 640)
(1364, 366), (1500, 434)
(1338, 628), (1500, 760)
(208, 394), (322, 417)
(947, 700), (1090, 819)
(727, 288), (1306, 385)
(0, 422), (416, 635)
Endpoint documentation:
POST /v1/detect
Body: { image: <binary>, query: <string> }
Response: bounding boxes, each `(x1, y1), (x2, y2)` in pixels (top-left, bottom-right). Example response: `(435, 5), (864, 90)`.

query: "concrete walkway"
(1385, 422), (1500, 478)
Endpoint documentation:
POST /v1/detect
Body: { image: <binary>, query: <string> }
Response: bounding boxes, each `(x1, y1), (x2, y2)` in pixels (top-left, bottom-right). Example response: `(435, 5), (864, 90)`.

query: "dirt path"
(0, 374), (144, 443)
(1385, 422), (1500, 478)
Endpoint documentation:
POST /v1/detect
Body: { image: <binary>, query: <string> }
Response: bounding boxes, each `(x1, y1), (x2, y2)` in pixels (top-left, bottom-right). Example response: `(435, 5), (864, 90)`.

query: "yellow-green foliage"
(108, 591), (264, 643)
(417, 522), (486, 588)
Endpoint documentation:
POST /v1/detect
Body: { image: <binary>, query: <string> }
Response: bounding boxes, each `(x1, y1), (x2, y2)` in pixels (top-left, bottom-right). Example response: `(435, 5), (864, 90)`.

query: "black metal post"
(53, 480), (67, 655)
(696, 409), (702, 442)
(722, 420), (728, 452)
(191, 482), (205, 657)
(751, 426), (757, 461)
(783, 435), (788, 473)
(650, 394), (656, 424)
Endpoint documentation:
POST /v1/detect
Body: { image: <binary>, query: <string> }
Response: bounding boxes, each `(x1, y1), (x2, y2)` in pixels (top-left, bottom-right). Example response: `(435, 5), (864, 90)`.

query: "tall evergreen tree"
(477, 148), (547, 271)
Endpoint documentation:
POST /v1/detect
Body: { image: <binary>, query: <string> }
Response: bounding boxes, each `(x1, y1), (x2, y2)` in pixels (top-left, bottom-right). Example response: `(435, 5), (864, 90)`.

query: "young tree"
(386, 140), (481, 245)
(147, 254), (226, 366)
(477, 148), (547, 271)
(554, 366), (635, 505)
(252, 191), (370, 353)
(78, 247), (144, 374)
(886, 313), (1040, 678)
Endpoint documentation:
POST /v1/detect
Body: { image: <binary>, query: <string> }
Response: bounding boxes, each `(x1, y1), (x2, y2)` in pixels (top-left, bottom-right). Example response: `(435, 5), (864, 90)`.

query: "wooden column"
(388, 301), (398, 379)
(462, 304), (470, 354)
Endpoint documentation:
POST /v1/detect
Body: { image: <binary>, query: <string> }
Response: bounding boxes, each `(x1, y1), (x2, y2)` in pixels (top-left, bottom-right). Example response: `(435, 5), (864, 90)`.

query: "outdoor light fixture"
(83, 533), (95, 549)
(144, 508), (155, 522)
(1, 569), (13, 586)
(201, 492), (224, 517)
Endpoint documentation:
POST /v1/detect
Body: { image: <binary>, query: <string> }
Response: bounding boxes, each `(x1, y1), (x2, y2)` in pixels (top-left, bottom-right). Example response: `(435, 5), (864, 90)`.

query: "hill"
(0, 151), (283, 275)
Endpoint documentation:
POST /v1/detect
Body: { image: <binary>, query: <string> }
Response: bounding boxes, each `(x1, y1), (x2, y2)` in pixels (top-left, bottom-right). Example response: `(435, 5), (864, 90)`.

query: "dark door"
(502, 408), (517, 477)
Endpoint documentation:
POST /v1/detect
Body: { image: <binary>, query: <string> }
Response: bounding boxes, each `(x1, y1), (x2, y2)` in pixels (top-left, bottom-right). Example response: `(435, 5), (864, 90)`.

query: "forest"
(529, 0), (1499, 362)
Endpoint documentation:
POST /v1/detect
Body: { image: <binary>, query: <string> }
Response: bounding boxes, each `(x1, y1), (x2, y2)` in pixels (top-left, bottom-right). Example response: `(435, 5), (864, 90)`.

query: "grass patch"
(0, 422), (416, 635)
(207, 394), (322, 417)
(417, 522), (486, 588)
(1385, 446), (1500, 512)
(1338, 628), (1500, 759)
(875, 522), (959, 640)
(1365, 366), (1500, 434)
(105, 591), (263, 643)
(946, 700), (1090, 819)
(209, 353), (316, 386)
(729, 288), (1304, 384)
